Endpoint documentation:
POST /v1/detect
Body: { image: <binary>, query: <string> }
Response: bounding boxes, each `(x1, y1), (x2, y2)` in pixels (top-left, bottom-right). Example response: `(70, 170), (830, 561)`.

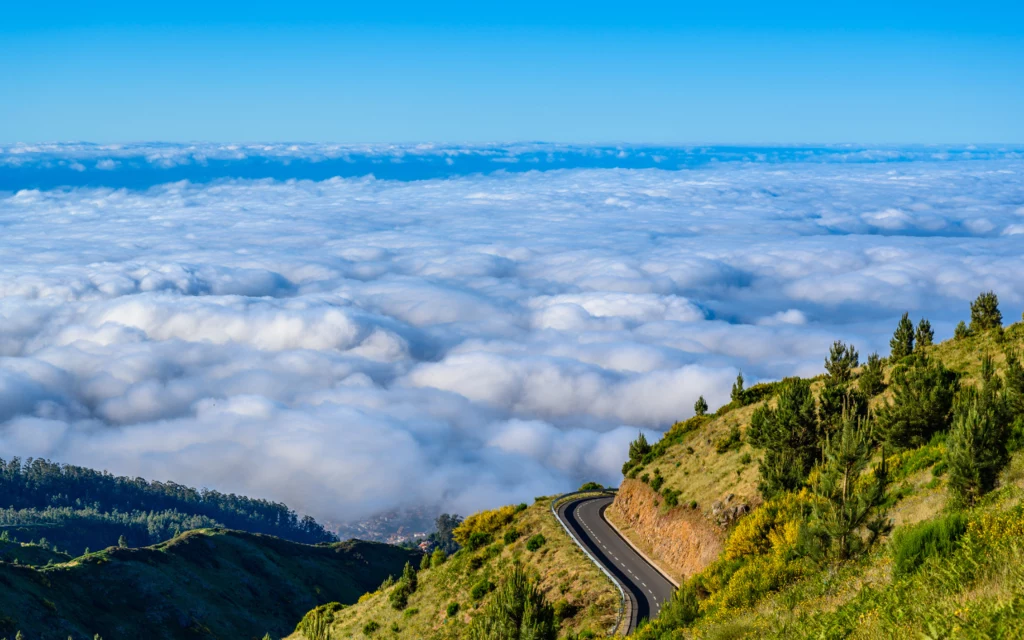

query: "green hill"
(288, 497), (619, 640)
(0, 528), (419, 640)
(609, 298), (1024, 638)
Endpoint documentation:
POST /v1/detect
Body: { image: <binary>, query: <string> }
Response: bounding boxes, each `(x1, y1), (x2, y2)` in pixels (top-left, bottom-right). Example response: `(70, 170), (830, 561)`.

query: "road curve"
(555, 495), (676, 633)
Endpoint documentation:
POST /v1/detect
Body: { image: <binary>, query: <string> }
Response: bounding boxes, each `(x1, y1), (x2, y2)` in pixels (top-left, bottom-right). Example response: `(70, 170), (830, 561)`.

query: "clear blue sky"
(3, 1), (1023, 143)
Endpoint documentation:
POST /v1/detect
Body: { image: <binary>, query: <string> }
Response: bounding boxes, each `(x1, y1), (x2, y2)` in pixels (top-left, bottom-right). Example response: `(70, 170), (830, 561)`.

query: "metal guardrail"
(549, 489), (629, 636)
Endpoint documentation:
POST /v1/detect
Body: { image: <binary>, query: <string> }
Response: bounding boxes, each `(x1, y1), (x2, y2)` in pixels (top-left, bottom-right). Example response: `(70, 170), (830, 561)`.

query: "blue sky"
(2, 1), (1023, 143)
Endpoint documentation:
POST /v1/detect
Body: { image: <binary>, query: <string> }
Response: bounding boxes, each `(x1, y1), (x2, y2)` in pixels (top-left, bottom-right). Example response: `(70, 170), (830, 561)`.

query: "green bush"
(430, 548), (446, 568)
(388, 579), (412, 610)
(578, 481), (603, 492)
(447, 602), (460, 617)
(649, 470), (665, 492)
(503, 528), (522, 545)
(466, 531), (493, 551)
(890, 511), (968, 577)
(362, 620), (380, 635)
(470, 578), (494, 600)
(526, 534), (547, 552)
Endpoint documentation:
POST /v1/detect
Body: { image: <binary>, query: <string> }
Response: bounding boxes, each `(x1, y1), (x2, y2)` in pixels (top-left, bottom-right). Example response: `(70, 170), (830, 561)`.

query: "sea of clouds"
(1, 144), (1023, 524)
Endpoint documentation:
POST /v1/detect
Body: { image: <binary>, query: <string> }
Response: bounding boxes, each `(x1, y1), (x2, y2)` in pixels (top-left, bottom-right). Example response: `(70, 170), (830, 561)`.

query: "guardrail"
(549, 489), (629, 636)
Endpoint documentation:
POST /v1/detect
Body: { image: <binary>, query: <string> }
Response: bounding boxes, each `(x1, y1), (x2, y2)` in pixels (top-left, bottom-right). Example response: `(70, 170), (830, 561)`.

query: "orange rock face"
(606, 479), (726, 583)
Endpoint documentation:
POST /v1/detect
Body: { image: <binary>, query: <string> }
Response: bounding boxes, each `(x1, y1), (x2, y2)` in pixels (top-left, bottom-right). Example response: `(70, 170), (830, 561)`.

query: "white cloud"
(0, 152), (1023, 524)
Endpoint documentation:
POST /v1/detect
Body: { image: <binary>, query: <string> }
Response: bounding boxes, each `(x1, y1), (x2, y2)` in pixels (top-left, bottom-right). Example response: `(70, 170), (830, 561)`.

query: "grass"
(0, 528), (418, 640)
(289, 498), (618, 640)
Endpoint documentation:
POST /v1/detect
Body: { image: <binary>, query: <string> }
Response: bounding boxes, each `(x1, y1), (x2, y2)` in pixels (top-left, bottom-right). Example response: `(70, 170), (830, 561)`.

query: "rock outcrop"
(605, 479), (726, 583)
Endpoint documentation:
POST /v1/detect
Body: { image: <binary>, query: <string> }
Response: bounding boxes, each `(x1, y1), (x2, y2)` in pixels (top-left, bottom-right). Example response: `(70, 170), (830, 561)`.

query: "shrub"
(715, 424), (742, 454)
(430, 548), (446, 568)
(526, 534), (547, 551)
(362, 621), (380, 635)
(740, 453), (752, 465)
(514, 502), (528, 513)
(454, 505), (517, 546)
(890, 511), (968, 577)
(649, 470), (665, 492)
(662, 488), (682, 508)
(578, 481), (603, 492)
(470, 578), (494, 600)
(466, 531), (494, 551)
(468, 554), (485, 571)
(389, 579), (412, 610)
(468, 565), (557, 640)
(503, 528), (522, 545)
(447, 602), (460, 617)
(553, 599), (579, 621)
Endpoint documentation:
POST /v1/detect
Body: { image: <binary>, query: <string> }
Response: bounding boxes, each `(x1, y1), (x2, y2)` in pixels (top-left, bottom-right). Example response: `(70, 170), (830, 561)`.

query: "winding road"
(555, 495), (676, 633)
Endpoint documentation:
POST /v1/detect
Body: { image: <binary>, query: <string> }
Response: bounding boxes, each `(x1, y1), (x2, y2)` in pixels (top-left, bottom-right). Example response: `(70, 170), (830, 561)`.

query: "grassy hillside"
(288, 497), (619, 640)
(0, 528), (419, 640)
(0, 537), (70, 566)
(611, 307), (1024, 639)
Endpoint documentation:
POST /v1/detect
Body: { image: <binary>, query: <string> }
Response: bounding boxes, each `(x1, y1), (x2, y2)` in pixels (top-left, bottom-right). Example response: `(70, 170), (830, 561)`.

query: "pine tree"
(876, 355), (958, 449)
(420, 551), (431, 570)
(970, 291), (1002, 332)
(752, 377), (821, 498)
(809, 416), (891, 560)
(403, 561), (418, 593)
(824, 341), (859, 383)
(731, 372), (745, 404)
(889, 313), (915, 360)
(954, 320), (970, 340)
(915, 319), (934, 348)
(694, 395), (708, 417)
(858, 353), (886, 397)
(946, 369), (1011, 507)
(628, 433), (652, 462)
(469, 565), (557, 640)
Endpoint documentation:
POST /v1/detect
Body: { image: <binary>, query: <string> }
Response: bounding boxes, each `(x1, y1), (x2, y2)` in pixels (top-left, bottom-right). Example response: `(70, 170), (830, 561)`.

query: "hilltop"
(0, 528), (419, 640)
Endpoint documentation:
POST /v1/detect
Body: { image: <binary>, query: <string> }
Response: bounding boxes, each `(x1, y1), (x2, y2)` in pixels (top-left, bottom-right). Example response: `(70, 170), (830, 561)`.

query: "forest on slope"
(0, 457), (336, 556)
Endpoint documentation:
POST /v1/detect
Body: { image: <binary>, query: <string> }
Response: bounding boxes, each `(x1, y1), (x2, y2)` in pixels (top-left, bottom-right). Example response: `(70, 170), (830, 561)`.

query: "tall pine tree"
(970, 291), (1002, 333)
(889, 312), (915, 360)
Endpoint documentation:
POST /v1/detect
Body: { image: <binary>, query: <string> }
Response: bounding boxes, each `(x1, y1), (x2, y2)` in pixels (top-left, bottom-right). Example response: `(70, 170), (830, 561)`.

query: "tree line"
(0, 457), (336, 555)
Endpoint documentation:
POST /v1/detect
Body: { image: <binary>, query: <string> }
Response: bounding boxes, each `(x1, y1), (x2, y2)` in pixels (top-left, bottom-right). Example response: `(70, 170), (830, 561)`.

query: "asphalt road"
(556, 495), (676, 633)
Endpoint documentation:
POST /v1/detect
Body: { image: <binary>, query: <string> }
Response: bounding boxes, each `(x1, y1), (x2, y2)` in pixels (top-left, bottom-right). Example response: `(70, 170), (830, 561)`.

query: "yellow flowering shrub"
(453, 505), (517, 545)
(968, 506), (1024, 546)
(724, 490), (810, 561)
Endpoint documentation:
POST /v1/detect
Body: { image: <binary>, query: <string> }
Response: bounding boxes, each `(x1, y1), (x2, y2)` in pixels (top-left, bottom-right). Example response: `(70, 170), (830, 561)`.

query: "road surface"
(555, 495), (676, 633)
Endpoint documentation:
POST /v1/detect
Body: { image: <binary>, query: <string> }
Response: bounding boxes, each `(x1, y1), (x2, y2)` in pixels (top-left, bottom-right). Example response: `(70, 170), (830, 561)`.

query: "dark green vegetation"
(628, 291), (1024, 638)
(468, 565), (557, 640)
(0, 457), (336, 556)
(0, 528), (418, 640)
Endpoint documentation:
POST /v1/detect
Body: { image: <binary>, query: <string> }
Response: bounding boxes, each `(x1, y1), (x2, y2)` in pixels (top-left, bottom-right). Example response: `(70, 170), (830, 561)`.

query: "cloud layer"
(1, 152), (1023, 523)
